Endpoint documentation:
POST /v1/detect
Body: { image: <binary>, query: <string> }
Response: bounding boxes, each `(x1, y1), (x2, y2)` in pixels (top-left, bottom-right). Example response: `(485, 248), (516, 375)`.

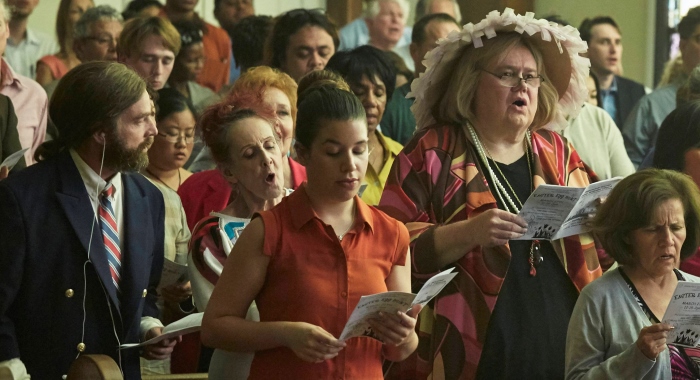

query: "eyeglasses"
(157, 131), (195, 144)
(481, 69), (545, 88)
(84, 35), (116, 46)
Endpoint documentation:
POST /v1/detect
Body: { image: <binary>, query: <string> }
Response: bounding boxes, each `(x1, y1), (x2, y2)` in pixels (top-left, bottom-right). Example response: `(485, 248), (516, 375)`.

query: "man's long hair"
(35, 61), (152, 162)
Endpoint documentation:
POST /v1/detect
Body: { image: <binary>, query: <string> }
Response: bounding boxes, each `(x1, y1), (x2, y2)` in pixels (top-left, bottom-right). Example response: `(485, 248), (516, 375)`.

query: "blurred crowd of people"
(3, 1), (700, 379)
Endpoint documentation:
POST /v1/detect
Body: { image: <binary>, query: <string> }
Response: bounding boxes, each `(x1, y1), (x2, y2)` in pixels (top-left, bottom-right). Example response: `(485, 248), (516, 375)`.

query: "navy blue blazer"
(0, 150), (165, 379)
(615, 75), (646, 128)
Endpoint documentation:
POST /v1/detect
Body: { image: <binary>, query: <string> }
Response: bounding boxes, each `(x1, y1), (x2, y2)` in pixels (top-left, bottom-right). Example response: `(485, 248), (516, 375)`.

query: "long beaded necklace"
(467, 123), (543, 276)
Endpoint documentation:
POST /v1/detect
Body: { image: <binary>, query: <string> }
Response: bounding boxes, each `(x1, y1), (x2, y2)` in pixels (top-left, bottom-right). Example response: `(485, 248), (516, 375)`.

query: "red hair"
(199, 90), (277, 164)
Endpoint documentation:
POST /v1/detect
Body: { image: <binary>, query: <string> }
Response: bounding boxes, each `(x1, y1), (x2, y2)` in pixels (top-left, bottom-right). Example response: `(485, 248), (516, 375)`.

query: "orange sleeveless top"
(253, 185), (409, 379)
(37, 55), (68, 80)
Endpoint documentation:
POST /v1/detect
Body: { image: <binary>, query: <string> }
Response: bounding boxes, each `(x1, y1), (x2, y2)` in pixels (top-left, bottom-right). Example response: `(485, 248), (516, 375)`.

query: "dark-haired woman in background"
(140, 88), (194, 375)
(653, 101), (700, 276)
(566, 169), (700, 379)
(141, 87), (195, 299)
(201, 70), (418, 379)
(264, 8), (339, 82)
(143, 88), (195, 191)
(654, 101), (700, 199)
(585, 73), (601, 106)
(326, 45), (403, 205)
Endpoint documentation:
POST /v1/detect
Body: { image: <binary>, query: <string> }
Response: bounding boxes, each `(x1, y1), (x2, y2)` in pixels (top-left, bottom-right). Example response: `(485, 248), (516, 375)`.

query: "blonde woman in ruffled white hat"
(378, 9), (605, 380)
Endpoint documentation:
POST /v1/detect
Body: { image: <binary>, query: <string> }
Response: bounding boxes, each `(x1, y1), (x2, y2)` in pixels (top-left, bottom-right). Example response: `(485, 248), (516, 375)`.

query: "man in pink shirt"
(0, 1), (47, 166)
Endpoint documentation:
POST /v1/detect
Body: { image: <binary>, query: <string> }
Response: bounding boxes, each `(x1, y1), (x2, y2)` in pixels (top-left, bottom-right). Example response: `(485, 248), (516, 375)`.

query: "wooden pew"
(66, 355), (122, 379)
(65, 355), (208, 379)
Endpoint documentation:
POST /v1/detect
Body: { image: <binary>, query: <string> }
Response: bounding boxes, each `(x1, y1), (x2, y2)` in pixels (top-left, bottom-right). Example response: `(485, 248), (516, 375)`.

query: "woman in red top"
(187, 89), (287, 378)
(201, 70), (419, 379)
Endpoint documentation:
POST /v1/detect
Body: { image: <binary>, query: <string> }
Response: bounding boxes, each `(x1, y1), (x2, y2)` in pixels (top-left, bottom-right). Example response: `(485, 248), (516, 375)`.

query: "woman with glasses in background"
(264, 8), (339, 83)
(168, 19), (221, 169)
(140, 88), (195, 375)
(143, 88), (195, 191)
(72, 5), (123, 64)
(379, 11), (603, 379)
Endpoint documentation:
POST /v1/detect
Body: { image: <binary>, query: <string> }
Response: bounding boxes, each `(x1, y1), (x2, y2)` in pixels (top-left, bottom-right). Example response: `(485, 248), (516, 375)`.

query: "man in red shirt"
(162, 0), (231, 93)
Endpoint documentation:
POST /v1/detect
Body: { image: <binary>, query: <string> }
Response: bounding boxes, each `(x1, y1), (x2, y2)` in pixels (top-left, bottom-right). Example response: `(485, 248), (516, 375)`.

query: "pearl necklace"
(467, 123), (543, 276)
(466, 123), (532, 214)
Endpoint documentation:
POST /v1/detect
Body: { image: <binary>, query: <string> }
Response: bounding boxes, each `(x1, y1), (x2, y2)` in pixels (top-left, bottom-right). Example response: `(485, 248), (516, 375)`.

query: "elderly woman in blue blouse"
(565, 169), (700, 379)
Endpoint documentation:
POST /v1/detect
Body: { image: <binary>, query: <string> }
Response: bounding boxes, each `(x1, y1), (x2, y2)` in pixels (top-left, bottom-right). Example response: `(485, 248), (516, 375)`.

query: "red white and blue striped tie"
(99, 184), (121, 293)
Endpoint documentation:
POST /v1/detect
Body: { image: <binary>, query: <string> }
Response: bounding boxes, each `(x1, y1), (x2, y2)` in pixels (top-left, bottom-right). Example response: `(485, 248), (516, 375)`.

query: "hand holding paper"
(160, 281), (192, 304)
(157, 259), (189, 292)
(284, 322), (346, 363)
(635, 323), (673, 360)
(466, 209), (527, 247)
(141, 326), (180, 360)
(367, 304), (421, 347)
(121, 312), (203, 350)
(339, 268), (457, 341)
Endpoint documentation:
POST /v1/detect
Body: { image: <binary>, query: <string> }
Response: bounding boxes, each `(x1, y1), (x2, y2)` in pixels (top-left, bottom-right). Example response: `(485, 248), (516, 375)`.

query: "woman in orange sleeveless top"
(201, 70), (420, 379)
(36, 0), (93, 86)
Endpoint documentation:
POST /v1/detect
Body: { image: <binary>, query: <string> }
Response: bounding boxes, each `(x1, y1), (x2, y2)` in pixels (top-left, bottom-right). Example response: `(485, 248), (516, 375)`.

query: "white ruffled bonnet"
(408, 8), (590, 132)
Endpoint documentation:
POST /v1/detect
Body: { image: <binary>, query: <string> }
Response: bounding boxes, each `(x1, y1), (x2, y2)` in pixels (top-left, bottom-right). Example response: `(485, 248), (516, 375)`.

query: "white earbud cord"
(75, 140), (123, 376)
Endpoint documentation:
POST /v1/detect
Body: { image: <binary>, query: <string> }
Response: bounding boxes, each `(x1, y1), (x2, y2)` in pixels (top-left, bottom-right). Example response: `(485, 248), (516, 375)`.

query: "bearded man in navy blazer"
(0, 61), (179, 379)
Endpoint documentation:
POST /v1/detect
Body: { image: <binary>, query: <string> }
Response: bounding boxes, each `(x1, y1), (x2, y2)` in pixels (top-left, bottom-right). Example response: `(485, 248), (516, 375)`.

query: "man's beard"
(102, 131), (153, 173)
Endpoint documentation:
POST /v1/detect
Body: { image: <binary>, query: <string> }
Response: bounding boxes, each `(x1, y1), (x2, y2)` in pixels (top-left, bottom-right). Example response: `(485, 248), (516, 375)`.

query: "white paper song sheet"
(515, 177), (622, 240)
(120, 312), (203, 349)
(1, 148), (28, 170)
(662, 281), (700, 347)
(338, 268), (457, 341)
(157, 258), (189, 292)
